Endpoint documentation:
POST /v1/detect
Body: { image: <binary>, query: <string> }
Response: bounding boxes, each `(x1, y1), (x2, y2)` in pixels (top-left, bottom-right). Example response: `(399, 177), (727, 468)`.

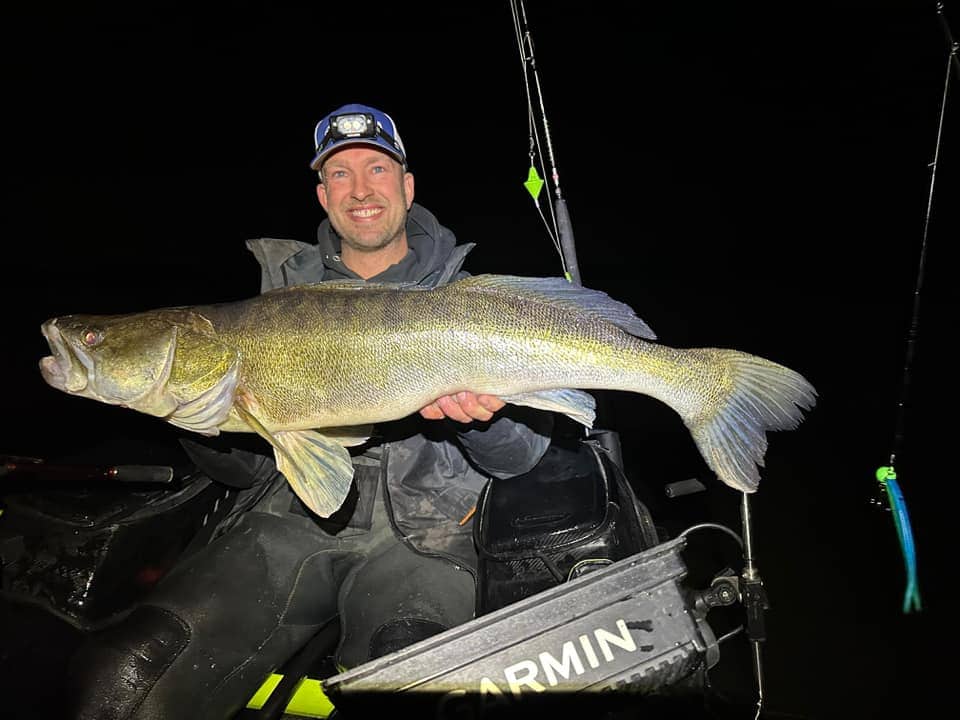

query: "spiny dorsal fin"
(450, 275), (657, 340)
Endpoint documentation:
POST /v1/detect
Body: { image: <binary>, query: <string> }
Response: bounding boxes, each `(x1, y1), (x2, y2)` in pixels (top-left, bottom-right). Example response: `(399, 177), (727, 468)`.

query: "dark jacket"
(245, 203), (554, 566)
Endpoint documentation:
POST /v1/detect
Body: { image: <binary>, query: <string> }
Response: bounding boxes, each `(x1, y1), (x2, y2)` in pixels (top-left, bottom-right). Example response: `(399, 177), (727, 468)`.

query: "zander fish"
(39, 275), (816, 516)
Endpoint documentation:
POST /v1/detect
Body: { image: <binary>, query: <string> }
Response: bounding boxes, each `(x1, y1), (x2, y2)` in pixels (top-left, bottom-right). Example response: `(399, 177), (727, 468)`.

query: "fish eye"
(83, 329), (103, 346)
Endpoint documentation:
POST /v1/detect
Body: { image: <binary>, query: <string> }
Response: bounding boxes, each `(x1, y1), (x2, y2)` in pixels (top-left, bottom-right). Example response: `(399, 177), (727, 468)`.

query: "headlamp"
(310, 104), (408, 171)
(315, 112), (404, 163)
(329, 112), (376, 140)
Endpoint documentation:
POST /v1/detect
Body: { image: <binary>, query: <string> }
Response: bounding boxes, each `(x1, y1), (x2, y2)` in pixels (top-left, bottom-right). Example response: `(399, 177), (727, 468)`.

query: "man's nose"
(351, 175), (373, 200)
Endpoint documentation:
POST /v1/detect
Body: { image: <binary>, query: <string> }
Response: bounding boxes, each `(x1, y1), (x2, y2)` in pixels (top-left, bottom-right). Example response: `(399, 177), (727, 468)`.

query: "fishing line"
(876, 2), (957, 614)
(509, 0), (581, 284)
(509, 0), (562, 263)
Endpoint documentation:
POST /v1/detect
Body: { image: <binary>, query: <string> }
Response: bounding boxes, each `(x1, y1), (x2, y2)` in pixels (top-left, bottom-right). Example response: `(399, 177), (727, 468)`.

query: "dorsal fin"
(450, 274), (657, 340)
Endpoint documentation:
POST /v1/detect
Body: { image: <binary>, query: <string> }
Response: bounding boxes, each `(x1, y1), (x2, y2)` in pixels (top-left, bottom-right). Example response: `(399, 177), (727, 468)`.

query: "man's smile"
(349, 206), (384, 220)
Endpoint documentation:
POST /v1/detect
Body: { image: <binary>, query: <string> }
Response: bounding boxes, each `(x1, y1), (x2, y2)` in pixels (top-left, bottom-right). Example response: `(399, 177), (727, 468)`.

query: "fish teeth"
(41, 320), (89, 392)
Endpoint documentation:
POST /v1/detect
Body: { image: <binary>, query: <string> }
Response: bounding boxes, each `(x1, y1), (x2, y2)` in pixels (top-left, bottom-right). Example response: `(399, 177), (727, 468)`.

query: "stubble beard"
(337, 187), (410, 254)
(340, 216), (406, 253)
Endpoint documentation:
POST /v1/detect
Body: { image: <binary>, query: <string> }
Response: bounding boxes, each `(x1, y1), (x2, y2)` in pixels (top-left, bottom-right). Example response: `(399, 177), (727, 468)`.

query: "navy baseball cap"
(310, 103), (407, 172)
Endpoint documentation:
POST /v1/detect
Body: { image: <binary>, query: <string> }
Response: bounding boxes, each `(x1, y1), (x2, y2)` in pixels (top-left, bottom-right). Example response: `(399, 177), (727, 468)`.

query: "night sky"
(2, 2), (956, 717)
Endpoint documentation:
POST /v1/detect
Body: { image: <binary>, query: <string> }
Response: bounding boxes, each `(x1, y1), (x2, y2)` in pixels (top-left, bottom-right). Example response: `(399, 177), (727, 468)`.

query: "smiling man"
(316, 144), (414, 274)
(66, 103), (555, 720)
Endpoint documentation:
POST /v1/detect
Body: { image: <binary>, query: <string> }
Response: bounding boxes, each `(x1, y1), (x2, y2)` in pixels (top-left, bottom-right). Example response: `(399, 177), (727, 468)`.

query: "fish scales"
(199, 281), (667, 427)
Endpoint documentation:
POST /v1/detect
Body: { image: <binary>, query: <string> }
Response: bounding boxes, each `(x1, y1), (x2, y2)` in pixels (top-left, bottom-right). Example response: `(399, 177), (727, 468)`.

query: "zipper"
(379, 442), (478, 583)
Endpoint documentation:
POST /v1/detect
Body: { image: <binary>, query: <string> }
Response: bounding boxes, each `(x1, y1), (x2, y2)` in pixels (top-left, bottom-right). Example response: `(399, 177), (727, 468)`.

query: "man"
(66, 103), (553, 719)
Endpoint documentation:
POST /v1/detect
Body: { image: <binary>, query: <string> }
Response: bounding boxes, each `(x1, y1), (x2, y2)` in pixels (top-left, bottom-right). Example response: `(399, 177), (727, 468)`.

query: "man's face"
(317, 146), (415, 254)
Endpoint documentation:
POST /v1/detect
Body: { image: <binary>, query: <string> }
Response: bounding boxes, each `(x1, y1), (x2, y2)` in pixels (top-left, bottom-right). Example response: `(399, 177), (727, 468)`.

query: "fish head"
(40, 312), (184, 417)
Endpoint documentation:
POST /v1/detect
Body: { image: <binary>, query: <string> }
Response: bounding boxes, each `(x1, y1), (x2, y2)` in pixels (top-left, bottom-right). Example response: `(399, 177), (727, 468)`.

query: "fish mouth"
(39, 319), (91, 394)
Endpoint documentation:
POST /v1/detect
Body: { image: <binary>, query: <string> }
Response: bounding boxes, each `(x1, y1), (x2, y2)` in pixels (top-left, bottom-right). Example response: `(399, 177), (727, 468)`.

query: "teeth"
(40, 320), (89, 392)
(41, 319), (58, 344)
(351, 208), (381, 218)
(43, 322), (69, 373)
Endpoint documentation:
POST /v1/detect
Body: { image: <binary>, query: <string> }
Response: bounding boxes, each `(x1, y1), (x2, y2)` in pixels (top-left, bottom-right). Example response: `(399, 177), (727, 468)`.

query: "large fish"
(39, 275), (816, 517)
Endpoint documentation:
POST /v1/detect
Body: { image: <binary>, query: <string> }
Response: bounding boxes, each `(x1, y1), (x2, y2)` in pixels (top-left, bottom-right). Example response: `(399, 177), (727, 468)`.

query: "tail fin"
(687, 350), (817, 492)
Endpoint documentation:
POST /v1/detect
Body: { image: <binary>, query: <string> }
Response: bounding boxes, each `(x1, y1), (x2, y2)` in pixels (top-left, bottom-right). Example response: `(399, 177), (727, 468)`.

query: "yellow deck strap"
(245, 673), (335, 718)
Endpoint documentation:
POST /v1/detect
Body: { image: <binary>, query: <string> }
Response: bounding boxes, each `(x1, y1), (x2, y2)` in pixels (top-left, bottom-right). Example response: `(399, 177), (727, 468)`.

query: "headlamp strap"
(316, 112), (403, 160)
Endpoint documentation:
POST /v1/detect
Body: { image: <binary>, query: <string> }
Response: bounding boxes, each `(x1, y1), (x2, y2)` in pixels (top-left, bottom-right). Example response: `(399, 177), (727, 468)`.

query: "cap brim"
(310, 139), (405, 171)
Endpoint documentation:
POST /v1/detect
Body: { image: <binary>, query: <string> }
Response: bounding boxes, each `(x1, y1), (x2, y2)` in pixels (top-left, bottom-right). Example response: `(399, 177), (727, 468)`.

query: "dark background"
(2, 2), (955, 718)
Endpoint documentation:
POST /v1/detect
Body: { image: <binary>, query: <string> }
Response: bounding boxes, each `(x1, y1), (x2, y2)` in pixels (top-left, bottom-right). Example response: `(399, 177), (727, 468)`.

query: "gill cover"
(158, 309), (241, 433)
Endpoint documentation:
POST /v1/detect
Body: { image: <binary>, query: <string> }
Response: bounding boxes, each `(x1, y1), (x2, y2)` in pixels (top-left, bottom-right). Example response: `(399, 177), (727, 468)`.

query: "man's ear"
(404, 171), (415, 209)
(316, 182), (328, 211)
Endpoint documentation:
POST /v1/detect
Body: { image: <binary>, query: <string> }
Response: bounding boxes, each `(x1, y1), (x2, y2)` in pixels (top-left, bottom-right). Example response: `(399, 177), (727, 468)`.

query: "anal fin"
(500, 388), (596, 427)
(319, 425), (374, 447)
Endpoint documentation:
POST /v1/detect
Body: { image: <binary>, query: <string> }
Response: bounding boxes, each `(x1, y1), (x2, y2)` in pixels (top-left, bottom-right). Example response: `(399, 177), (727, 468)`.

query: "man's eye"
(330, 170), (347, 179)
(371, 165), (385, 174)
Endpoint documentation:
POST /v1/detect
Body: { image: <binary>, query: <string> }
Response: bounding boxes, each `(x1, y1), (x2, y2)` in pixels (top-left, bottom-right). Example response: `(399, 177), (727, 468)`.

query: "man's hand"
(419, 392), (506, 423)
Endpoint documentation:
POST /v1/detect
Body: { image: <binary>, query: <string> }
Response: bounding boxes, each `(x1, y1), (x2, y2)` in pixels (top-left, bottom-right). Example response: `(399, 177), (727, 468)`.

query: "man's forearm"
(456, 407), (553, 479)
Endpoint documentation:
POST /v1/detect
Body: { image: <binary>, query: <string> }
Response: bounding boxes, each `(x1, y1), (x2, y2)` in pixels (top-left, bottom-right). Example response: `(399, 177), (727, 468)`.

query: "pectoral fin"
(500, 388), (596, 427)
(232, 394), (355, 517)
(167, 356), (240, 435)
(270, 429), (355, 517)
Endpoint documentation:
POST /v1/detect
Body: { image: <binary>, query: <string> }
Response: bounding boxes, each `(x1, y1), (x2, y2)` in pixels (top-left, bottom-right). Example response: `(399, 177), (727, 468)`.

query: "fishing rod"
(938, 1), (960, 75)
(509, 0), (582, 286)
(509, 3), (777, 715)
(875, 1), (957, 615)
(1, 454), (175, 485)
